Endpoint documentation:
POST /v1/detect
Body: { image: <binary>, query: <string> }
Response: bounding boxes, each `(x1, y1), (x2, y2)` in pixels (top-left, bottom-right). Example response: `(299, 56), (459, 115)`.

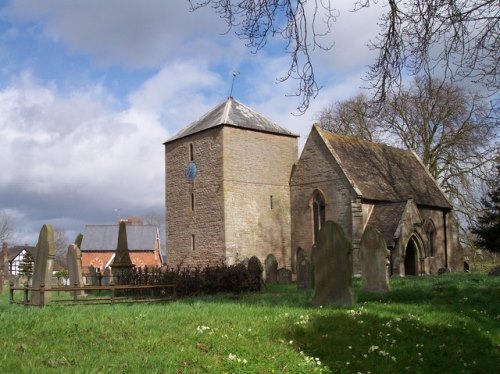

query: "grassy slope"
(0, 273), (498, 373)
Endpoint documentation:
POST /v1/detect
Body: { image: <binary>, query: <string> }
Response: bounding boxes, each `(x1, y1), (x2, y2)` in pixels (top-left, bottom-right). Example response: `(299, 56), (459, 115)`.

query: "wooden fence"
(9, 282), (177, 306)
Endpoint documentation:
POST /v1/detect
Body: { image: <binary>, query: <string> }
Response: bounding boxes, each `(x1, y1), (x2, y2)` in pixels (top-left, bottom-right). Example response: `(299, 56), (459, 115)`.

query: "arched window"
(312, 190), (326, 244)
(425, 220), (436, 257)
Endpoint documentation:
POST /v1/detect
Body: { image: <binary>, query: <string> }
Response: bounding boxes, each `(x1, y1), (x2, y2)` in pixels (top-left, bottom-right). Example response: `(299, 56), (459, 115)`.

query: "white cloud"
(6, 0), (232, 68)
(0, 1), (382, 245)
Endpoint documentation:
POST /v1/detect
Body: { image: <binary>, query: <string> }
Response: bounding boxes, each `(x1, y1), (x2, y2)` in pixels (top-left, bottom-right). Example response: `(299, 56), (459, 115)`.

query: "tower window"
(270, 195), (273, 209)
(191, 234), (195, 251)
(191, 193), (195, 211)
(189, 143), (194, 161)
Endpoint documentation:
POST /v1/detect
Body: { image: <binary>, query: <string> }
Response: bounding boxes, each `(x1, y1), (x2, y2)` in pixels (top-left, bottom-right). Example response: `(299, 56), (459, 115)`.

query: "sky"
(0, 0), (385, 246)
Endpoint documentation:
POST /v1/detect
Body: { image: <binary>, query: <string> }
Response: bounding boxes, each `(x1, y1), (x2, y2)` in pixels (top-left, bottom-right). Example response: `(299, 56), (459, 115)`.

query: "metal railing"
(9, 282), (177, 306)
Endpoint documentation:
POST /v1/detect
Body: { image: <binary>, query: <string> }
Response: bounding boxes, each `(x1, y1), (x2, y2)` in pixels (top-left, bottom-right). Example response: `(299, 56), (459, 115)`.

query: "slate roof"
(316, 126), (452, 209)
(165, 97), (298, 143)
(81, 225), (159, 252)
(366, 203), (407, 247)
(6, 246), (37, 262)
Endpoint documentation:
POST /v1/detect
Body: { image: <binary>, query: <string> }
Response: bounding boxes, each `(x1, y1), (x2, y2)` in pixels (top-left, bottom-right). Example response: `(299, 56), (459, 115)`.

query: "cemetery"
(0, 94), (497, 372)
(1, 219), (499, 372)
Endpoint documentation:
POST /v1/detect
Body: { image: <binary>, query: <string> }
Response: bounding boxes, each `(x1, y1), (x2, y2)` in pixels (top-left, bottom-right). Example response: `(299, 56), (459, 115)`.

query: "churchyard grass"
(0, 272), (498, 373)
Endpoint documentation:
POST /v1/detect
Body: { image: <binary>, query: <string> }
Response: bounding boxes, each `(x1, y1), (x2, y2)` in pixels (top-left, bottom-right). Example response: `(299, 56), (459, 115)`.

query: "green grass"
(0, 273), (499, 373)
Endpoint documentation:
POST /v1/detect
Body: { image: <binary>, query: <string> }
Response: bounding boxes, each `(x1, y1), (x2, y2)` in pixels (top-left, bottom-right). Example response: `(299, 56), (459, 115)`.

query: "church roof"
(165, 97), (298, 143)
(81, 225), (159, 252)
(367, 203), (407, 247)
(315, 125), (452, 209)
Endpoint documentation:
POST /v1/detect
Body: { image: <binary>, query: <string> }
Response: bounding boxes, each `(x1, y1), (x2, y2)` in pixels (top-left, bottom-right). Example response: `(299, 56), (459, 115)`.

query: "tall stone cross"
(110, 221), (134, 284)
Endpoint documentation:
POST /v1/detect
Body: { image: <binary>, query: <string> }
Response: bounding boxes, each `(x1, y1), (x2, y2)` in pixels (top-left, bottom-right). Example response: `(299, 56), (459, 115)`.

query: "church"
(164, 97), (463, 276)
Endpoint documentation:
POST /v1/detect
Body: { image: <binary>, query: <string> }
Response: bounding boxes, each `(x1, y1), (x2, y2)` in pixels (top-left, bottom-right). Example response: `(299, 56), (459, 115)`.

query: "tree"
(190, 0), (336, 113)
(316, 76), (499, 227)
(471, 168), (500, 253)
(315, 93), (378, 141)
(54, 228), (68, 267)
(0, 210), (15, 244)
(367, 0), (500, 101)
(19, 251), (34, 282)
(144, 211), (164, 227)
(189, 1), (499, 111)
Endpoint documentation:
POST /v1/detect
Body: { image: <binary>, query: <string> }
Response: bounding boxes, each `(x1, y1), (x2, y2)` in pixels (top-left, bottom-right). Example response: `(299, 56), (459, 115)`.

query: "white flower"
(228, 353), (237, 361)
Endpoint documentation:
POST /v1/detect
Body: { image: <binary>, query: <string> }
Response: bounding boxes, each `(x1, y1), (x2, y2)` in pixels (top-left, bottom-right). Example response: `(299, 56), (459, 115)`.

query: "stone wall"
(290, 128), (356, 269)
(165, 127), (226, 267)
(223, 127), (297, 268)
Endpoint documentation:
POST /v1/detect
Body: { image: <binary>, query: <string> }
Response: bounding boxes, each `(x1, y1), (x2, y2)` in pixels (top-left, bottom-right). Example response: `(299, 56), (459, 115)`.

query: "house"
(80, 224), (163, 271)
(165, 99), (463, 275)
(2, 244), (37, 276)
(290, 125), (463, 275)
(164, 96), (298, 267)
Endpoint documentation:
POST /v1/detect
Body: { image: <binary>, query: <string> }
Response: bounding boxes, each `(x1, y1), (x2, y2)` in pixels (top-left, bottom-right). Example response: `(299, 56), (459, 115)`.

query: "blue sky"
(0, 0), (385, 245)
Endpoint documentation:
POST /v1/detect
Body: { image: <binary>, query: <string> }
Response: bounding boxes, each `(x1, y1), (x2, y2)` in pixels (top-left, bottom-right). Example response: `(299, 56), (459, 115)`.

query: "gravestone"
(297, 256), (313, 289)
(66, 244), (85, 295)
(277, 268), (292, 284)
(313, 221), (354, 306)
(110, 221), (135, 284)
(31, 225), (56, 306)
(264, 254), (278, 283)
(247, 256), (263, 291)
(488, 266), (500, 276)
(102, 267), (111, 285)
(360, 225), (390, 292)
(88, 265), (98, 286)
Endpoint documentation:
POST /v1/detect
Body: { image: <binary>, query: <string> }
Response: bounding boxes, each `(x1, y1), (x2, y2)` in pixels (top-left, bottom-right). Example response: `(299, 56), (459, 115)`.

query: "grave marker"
(297, 256), (313, 289)
(67, 244), (85, 296)
(313, 221), (354, 306)
(31, 225), (56, 306)
(110, 221), (134, 284)
(360, 225), (390, 292)
(277, 268), (292, 284)
(247, 256), (263, 291)
(264, 254), (278, 283)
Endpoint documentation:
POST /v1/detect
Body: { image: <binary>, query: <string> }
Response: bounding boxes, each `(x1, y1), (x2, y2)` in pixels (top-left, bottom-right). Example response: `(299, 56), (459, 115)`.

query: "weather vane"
(229, 71), (240, 97)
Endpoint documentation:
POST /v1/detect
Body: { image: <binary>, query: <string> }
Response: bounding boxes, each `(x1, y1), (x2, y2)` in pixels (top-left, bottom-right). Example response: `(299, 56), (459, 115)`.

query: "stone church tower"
(164, 97), (298, 268)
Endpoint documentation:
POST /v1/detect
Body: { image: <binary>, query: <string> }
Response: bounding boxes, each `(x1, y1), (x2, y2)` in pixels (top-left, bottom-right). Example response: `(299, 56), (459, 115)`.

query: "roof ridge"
(221, 96), (232, 123)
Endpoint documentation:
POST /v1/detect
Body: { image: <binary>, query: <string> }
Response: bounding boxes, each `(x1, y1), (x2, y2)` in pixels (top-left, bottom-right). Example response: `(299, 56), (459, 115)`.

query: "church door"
(404, 238), (419, 276)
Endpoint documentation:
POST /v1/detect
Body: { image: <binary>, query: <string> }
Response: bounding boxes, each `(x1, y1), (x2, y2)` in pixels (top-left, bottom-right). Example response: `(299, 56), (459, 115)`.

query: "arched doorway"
(404, 237), (421, 276)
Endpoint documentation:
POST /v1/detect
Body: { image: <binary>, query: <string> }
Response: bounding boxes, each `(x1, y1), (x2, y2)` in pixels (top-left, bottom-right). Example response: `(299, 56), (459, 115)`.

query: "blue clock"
(185, 161), (197, 180)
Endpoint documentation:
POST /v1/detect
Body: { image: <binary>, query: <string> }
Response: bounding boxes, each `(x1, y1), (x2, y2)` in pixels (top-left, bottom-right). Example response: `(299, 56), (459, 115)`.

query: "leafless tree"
(53, 228), (69, 266)
(315, 93), (378, 141)
(189, 0), (336, 113)
(366, 0), (500, 101)
(0, 210), (15, 244)
(189, 1), (499, 110)
(144, 211), (164, 227)
(316, 76), (499, 228)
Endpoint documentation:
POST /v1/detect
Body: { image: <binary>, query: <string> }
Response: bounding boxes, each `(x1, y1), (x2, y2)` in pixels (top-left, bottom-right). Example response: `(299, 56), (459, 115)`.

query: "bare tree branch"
(189, 0), (336, 113)
(190, 1), (498, 111)
(0, 211), (15, 244)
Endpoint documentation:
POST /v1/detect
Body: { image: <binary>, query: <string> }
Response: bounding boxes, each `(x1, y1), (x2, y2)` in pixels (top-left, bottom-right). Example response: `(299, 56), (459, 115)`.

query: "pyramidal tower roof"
(165, 97), (298, 143)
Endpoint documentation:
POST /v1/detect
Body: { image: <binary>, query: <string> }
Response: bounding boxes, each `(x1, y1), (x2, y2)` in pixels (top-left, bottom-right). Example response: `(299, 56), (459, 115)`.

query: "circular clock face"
(185, 161), (197, 180)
